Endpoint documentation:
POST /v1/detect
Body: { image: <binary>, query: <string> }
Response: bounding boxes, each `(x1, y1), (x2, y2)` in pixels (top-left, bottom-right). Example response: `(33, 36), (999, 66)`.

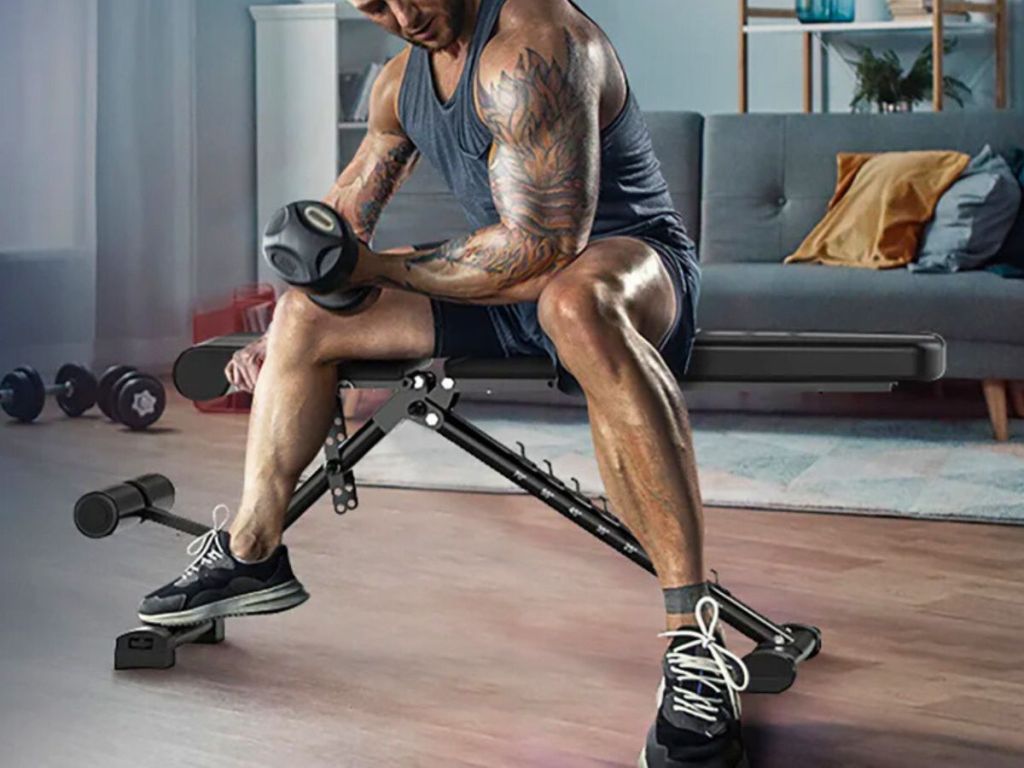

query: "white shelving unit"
(744, 19), (993, 34)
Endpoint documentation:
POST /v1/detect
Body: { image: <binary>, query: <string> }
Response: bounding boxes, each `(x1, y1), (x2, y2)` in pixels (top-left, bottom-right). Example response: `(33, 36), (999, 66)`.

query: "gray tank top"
(397, 0), (695, 259)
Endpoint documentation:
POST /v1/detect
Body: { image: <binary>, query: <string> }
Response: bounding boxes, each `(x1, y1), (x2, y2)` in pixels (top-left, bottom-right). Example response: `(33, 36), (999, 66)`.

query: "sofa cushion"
(695, 263), (1024, 345)
(913, 145), (1022, 274)
(701, 112), (1024, 265)
(784, 150), (969, 269)
(985, 147), (1024, 278)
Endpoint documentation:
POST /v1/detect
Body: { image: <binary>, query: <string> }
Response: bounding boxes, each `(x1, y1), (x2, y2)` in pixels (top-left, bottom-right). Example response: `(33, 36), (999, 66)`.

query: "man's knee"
(269, 289), (329, 346)
(538, 274), (628, 351)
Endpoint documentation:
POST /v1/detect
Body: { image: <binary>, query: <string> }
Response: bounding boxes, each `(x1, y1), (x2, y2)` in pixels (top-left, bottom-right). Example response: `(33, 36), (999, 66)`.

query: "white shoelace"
(657, 595), (751, 726)
(179, 504), (232, 580)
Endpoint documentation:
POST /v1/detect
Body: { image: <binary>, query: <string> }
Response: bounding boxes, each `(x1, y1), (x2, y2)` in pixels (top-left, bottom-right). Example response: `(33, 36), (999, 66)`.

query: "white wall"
(1017, 0), (1023, 108)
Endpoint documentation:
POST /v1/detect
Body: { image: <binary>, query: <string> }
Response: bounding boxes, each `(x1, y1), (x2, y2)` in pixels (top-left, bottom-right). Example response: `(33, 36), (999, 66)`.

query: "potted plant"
(847, 39), (972, 112)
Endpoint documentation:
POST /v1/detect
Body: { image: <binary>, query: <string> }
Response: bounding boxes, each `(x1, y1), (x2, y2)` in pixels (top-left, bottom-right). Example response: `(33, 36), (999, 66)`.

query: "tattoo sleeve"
(324, 129), (420, 244)
(369, 30), (600, 303)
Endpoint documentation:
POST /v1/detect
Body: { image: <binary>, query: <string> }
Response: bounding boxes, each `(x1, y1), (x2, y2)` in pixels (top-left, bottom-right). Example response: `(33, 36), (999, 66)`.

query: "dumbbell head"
(111, 372), (166, 430)
(98, 365), (136, 420)
(55, 363), (98, 417)
(262, 201), (359, 291)
(1, 366), (46, 422)
(262, 201), (371, 312)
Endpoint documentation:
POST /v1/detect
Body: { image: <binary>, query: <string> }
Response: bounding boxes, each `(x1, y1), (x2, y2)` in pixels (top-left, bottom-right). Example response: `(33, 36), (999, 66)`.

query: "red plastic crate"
(191, 284), (277, 414)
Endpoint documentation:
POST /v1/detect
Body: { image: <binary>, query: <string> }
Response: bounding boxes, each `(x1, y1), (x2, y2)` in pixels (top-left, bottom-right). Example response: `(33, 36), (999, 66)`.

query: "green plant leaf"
(848, 37), (972, 111)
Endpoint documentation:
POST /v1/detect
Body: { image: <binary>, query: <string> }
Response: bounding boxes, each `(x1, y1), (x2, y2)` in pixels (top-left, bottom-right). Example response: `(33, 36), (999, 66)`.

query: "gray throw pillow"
(986, 147), (1024, 278)
(910, 145), (1022, 273)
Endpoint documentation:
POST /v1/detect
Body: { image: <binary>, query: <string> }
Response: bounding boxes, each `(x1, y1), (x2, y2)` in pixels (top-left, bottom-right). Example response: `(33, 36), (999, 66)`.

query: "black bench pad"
(173, 331), (945, 402)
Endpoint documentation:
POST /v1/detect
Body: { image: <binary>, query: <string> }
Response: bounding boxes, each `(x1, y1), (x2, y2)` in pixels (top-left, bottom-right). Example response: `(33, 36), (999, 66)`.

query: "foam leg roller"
(262, 201), (373, 312)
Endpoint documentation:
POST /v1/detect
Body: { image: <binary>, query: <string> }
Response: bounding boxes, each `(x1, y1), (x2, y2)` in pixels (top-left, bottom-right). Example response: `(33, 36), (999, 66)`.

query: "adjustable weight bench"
(74, 329), (945, 689)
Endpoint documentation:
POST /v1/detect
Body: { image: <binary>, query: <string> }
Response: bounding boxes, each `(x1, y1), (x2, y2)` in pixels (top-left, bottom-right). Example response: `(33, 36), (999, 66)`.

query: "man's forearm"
(350, 224), (580, 304)
(323, 131), (419, 245)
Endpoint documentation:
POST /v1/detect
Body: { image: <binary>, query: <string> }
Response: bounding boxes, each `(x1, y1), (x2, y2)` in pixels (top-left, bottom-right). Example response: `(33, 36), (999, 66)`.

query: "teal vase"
(831, 0), (856, 21)
(796, 0), (856, 22)
(796, 0), (831, 22)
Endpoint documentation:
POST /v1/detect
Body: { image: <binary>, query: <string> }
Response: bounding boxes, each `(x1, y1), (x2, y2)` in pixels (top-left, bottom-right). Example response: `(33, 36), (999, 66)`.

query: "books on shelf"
(338, 70), (363, 122)
(339, 61), (385, 123)
(888, 0), (928, 17)
(888, 1), (968, 21)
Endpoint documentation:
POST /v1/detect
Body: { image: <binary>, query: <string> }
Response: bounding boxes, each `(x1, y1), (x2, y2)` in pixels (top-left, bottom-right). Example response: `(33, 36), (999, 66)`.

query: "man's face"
(349, 0), (466, 52)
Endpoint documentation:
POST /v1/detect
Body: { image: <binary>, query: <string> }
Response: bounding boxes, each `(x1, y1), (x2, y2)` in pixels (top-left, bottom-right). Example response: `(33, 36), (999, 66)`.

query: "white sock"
(232, 550), (271, 565)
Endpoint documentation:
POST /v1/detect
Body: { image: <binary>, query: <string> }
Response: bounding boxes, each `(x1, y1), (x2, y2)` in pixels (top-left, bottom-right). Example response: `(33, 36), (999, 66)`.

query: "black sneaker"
(137, 505), (309, 627)
(638, 596), (750, 768)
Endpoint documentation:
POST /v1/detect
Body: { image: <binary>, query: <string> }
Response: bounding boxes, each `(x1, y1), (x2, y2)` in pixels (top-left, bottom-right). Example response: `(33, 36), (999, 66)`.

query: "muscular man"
(140, 1), (749, 765)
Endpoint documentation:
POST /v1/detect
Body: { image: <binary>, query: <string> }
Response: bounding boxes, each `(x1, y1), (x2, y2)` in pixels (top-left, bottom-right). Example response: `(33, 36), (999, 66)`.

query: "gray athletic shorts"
(429, 234), (701, 394)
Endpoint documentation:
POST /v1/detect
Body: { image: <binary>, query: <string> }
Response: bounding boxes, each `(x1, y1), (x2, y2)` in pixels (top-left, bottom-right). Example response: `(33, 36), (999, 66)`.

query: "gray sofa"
(372, 111), (1024, 438)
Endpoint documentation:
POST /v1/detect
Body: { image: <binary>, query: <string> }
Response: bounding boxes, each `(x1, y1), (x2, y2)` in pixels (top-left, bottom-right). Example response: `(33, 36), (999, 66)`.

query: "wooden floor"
(1, 389), (1023, 768)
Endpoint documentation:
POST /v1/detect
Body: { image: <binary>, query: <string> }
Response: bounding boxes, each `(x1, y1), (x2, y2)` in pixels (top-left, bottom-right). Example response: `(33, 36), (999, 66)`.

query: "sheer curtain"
(0, 0), (98, 376)
(0, 0), (197, 378)
(94, 0), (196, 371)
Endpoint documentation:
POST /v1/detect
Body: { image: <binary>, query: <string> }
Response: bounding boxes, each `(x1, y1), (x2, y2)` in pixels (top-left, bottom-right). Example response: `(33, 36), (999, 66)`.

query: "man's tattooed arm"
(323, 55), (420, 244)
(352, 28), (600, 304)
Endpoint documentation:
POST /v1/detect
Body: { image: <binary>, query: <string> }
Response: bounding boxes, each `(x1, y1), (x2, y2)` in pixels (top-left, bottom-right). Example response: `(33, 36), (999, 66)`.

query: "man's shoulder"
(377, 46), (413, 93)
(368, 47), (414, 135)
(497, 0), (577, 30)
(480, 0), (596, 79)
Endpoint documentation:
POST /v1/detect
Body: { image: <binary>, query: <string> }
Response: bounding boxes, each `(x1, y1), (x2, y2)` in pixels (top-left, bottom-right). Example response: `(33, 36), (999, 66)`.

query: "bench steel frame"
(94, 330), (946, 690)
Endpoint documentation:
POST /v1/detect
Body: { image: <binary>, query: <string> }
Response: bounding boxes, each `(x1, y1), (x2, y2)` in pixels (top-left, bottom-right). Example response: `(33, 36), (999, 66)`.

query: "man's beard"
(408, 1), (465, 53)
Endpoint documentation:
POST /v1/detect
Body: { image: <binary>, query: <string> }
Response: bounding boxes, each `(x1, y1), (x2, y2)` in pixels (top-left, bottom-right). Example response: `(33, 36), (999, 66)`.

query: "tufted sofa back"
(699, 112), (1024, 265)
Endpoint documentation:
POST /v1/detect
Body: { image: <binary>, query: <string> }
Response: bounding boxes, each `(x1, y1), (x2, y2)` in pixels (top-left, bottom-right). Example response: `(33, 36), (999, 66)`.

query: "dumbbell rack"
(76, 364), (821, 692)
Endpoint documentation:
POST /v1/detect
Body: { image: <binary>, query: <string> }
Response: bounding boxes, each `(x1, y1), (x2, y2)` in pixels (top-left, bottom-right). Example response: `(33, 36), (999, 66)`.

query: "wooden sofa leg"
(1010, 381), (1024, 420)
(981, 379), (1009, 441)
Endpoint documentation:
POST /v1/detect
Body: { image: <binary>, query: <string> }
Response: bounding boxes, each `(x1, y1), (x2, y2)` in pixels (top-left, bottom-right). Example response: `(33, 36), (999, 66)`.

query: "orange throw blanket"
(785, 150), (970, 269)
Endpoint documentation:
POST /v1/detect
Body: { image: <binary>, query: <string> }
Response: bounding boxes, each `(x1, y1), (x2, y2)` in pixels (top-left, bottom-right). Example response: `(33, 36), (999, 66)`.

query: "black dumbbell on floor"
(1, 364), (98, 423)
(98, 365), (166, 431)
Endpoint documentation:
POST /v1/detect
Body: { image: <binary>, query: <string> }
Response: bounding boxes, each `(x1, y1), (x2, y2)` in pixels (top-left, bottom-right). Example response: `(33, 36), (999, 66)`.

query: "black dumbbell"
(98, 365), (166, 430)
(1, 364), (98, 422)
(97, 365), (134, 420)
(262, 200), (374, 312)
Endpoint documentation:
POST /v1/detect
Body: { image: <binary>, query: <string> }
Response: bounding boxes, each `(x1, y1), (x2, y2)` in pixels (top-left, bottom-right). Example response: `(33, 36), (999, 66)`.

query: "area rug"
(340, 402), (1024, 525)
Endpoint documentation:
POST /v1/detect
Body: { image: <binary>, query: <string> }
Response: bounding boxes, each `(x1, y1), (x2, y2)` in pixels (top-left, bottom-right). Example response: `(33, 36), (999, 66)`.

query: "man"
(139, 1), (750, 765)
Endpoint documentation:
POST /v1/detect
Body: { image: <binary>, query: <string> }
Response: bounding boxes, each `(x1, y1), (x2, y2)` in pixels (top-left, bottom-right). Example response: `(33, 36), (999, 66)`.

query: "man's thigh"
(276, 287), (437, 363)
(539, 235), (699, 381)
(544, 236), (681, 348)
(428, 235), (700, 381)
